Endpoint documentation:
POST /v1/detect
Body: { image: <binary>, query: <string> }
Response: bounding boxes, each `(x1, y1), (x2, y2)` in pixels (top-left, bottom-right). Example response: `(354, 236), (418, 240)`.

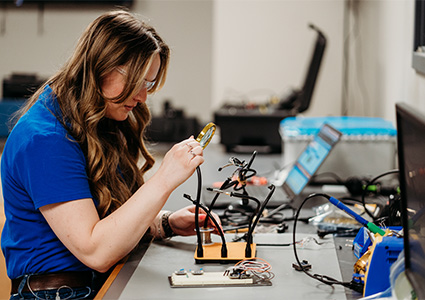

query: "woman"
(1, 9), (218, 300)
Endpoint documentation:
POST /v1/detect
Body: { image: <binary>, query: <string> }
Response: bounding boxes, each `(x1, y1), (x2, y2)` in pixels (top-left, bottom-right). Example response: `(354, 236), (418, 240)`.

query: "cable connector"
(347, 279), (364, 294)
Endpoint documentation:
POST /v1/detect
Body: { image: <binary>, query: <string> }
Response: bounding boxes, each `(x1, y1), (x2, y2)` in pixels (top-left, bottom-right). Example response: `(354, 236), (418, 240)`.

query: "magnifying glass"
(196, 122), (216, 149)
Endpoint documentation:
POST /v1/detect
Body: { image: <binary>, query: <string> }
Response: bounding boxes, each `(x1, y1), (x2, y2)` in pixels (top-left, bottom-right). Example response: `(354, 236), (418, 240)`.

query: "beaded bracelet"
(161, 211), (175, 238)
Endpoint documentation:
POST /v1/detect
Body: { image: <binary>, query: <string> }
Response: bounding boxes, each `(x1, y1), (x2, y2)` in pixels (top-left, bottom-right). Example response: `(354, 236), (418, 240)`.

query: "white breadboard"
(169, 271), (254, 287)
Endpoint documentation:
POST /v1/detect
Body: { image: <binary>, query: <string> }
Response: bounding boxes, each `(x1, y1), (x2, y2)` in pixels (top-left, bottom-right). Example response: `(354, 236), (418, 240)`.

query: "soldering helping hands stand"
(184, 151), (276, 263)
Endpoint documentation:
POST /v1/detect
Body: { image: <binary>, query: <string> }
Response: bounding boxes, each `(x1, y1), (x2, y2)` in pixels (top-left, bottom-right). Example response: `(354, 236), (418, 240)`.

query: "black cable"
(317, 228), (359, 238)
(194, 167), (203, 257)
(245, 185), (275, 257)
(228, 192), (261, 243)
(233, 151), (257, 191)
(223, 224), (250, 232)
(188, 167), (227, 258)
(233, 175), (256, 191)
(311, 171), (345, 185)
(274, 216), (312, 223)
(258, 212), (285, 224)
(205, 151), (258, 225)
(257, 243), (292, 247)
(184, 192), (228, 257)
(361, 169), (399, 220)
(221, 208), (251, 226)
(338, 197), (364, 204)
(246, 150), (257, 169)
(292, 193), (362, 292)
(229, 192), (261, 211)
(204, 177), (232, 228)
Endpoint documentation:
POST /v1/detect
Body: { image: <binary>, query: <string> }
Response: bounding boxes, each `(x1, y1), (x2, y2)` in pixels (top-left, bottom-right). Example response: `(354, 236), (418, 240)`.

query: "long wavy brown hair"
(14, 10), (170, 218)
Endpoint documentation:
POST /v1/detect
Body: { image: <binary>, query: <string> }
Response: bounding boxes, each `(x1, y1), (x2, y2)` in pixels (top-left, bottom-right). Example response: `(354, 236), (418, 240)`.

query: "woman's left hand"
(168, 205), (222, 236)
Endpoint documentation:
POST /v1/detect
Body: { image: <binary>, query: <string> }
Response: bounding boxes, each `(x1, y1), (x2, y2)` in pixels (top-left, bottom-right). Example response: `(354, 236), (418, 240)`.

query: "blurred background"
(0, 1), (423, 296)
(0, 0), (421, 125)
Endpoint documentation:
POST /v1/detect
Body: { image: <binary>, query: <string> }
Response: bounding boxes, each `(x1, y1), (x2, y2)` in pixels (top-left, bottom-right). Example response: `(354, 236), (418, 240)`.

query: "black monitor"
(396, 102), (425, 299)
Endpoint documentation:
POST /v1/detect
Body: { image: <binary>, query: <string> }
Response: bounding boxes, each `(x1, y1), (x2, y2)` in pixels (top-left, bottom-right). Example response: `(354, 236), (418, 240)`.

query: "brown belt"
(11, 271), (93, 294)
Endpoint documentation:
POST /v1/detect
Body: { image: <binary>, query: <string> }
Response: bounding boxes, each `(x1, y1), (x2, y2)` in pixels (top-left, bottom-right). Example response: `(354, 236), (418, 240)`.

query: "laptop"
(203, 123), (342, 208)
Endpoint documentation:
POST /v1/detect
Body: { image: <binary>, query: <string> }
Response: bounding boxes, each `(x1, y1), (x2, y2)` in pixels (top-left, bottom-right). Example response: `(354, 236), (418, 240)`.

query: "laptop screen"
(396, 103), (425, 299)
(283, 123), (342, 197)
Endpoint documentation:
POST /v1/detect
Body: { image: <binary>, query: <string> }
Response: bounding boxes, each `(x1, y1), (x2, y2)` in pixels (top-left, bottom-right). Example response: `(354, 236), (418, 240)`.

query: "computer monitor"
(396, 102), (425, 299)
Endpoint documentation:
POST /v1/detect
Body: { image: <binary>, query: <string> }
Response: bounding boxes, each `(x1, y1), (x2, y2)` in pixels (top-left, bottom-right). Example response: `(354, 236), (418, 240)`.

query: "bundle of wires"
(225, 258), (275, 283)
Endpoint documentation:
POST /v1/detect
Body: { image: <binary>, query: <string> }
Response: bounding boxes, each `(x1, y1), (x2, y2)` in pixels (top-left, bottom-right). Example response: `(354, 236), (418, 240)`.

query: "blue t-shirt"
(1, 85), (94, 279)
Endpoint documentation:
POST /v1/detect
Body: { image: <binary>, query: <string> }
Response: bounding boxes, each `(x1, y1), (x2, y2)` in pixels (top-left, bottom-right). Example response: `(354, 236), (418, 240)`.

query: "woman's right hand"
(154, 137), (204, 192)
(168, 205), (222, 237)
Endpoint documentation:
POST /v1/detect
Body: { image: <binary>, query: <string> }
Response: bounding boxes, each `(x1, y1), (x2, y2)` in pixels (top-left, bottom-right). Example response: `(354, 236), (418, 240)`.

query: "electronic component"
(169, 258), (274, 288)
(186, 151), (276, 263)
(292, 260), (311, 271)
(174, 269), (187, 276)
(191, 269), (204, 276)
(169, 271), (254, 287)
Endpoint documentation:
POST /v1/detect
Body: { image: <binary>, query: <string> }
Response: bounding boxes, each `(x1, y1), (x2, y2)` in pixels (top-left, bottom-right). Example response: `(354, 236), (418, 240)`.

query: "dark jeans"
(10, 273), (102, 300)
(10, 286), (95, 300)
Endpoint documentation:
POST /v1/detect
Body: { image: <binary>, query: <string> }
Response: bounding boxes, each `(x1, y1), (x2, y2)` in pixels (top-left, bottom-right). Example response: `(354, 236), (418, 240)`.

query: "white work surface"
(107, 233), (347, 300)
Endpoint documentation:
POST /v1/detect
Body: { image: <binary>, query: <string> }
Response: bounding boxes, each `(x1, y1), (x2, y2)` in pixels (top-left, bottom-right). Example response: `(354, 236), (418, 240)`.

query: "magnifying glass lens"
(200, 128), (213, 147)
(196, 123), (216, 149)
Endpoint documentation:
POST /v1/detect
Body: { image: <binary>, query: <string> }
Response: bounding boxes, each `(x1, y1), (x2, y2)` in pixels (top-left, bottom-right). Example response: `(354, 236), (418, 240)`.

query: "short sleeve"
(17, 132), (93, 209)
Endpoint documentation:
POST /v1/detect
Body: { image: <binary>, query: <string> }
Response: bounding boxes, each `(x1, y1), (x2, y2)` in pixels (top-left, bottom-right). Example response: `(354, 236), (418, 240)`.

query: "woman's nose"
(134, 88), (148, 103)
